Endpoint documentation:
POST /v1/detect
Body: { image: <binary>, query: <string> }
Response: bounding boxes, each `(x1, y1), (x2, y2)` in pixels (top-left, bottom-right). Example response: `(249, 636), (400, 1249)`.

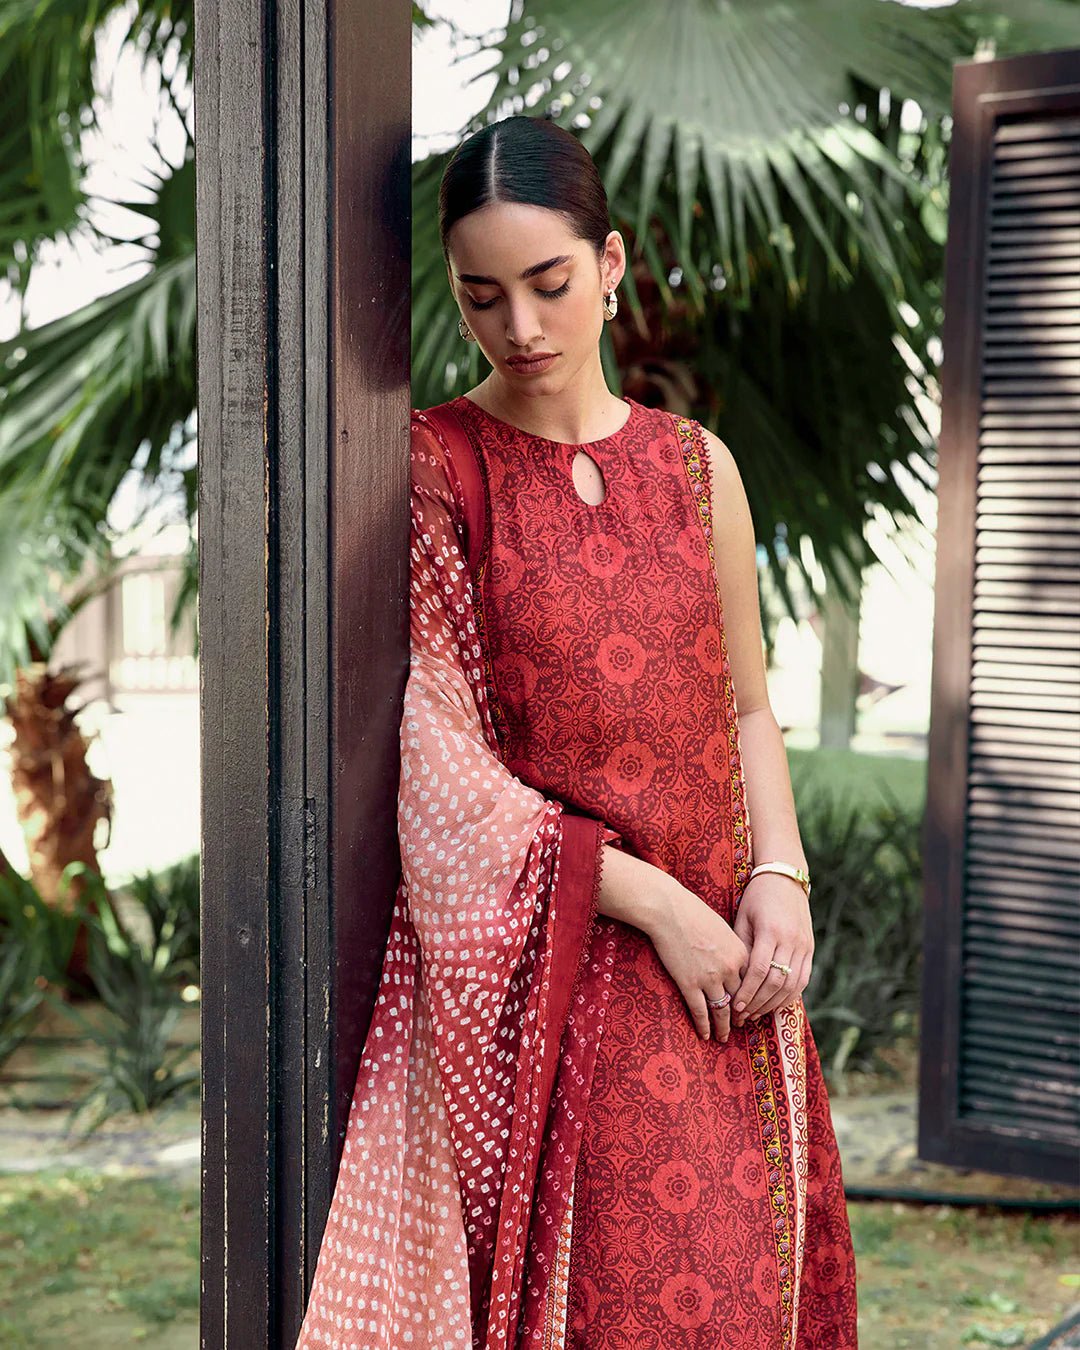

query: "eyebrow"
(454, 254), (574, 285)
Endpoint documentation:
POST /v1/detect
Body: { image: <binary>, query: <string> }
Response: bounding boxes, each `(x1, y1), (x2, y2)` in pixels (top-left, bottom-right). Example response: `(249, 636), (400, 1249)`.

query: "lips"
(506, 352), (559, 373)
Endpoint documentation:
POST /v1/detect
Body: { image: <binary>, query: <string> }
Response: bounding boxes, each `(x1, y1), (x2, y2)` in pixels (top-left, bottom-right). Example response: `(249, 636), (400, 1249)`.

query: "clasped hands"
(642, 859), (813, 1043)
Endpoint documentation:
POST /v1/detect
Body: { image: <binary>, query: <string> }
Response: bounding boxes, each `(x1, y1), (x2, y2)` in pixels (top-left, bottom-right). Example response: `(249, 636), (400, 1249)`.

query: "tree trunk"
(3, 662), (113, 990)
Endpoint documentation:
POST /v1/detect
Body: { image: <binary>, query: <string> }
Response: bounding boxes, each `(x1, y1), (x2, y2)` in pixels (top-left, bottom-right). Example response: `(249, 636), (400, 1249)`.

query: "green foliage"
(0, 865), (80, 1066)
(0, 0), (196, 682)
(117, 852), (200, 988)
(43, 866), (199, 1138)
(0, 1169), (200, 1345)
(797, 778), (923, 1081)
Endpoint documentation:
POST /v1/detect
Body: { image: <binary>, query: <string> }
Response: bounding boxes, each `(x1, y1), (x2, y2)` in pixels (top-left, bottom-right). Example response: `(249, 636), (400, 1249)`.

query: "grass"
(787, 742), (927, 820)
(851, 1200), (1080, 1348)
(0, 1168), (199, 1347)
(0, 1166), (1074, 1347)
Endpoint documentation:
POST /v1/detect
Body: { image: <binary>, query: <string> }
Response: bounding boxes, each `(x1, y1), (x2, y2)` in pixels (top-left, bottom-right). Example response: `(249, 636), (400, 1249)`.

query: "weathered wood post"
(195, 2), (411, 1342)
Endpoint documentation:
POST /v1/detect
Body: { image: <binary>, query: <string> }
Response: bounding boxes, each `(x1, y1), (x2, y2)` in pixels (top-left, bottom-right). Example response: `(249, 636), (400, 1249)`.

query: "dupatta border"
(672, 411), (803, 1349)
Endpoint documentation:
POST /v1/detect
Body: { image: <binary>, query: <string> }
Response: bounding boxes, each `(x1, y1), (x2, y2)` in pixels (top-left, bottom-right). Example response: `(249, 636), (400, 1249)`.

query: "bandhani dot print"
(296, 394), (858, 1349)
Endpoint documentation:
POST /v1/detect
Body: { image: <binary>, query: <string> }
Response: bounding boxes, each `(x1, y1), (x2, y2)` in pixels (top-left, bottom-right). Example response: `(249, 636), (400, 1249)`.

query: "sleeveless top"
(447, 392), (752, 914)
(442, 392), (857, 1349)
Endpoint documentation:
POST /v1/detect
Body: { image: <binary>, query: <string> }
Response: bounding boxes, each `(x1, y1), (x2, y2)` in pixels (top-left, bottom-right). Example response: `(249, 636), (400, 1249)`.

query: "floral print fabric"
(446, 393), (858, 1349)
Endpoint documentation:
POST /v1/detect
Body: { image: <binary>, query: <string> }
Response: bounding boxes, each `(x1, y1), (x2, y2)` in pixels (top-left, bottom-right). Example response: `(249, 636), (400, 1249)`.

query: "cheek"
(562, 292), (599, 339)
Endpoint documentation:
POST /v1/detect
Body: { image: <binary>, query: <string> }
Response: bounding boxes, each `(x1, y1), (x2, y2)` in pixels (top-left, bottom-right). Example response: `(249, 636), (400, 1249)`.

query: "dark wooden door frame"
(195, 2), (411, 1343)
(918, 46), (1080, 1186)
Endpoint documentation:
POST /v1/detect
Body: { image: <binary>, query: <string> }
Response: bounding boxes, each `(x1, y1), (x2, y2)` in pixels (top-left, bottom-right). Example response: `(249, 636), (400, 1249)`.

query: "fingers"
(734, 944), (800, 1026)
(707, 990), (733, 1043)
(687, 989), (713, 1040)
(688, 988), (733, 1041)
(743, 948), (812, 1022)
(731, 931), (782, 1024)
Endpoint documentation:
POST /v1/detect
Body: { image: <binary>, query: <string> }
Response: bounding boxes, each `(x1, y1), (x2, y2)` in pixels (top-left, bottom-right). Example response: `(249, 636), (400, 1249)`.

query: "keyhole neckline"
(455, 393), (640, 453)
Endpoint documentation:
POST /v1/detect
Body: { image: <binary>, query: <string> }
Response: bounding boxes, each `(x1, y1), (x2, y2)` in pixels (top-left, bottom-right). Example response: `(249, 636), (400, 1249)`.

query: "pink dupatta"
(295, 408), (620, 1349)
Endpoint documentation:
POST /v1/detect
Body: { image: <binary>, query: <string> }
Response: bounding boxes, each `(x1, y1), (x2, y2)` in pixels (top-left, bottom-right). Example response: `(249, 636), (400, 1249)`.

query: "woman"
(297, 114), (857, 1349)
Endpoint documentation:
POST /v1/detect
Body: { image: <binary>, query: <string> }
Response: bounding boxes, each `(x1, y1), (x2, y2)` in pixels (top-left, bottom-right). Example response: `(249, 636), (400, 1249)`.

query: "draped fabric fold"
(296, 418), (620, 1350)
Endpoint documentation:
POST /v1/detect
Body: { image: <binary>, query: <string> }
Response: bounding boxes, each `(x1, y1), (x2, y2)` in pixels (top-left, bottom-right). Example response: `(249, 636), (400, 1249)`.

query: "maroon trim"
(537, 812), (605, 1116)
(414, 403), (486, 575)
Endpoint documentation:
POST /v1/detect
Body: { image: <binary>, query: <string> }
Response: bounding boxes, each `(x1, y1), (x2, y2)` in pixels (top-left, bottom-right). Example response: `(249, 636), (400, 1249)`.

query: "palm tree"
(1, 0), (1077, 952)
(0, 0), (194, 980)
(412, 0), (1080, 614)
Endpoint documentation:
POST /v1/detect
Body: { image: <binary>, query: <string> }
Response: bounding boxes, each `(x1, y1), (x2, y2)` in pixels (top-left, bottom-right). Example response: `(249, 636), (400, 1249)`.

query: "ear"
(603, 230), (626, 290)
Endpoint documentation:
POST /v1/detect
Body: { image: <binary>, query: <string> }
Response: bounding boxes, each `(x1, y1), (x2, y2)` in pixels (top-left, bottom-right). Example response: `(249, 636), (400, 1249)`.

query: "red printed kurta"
(445, 392), (858, 1349)
(295, 391), (857, 1350)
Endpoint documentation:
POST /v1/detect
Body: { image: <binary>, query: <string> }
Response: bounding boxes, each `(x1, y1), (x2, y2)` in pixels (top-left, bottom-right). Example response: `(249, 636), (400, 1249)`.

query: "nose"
(504, 294), (545, 348)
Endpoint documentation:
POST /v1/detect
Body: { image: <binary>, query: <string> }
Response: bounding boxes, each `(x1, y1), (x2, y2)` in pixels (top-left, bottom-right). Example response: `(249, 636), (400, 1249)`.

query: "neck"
(475, 360), (627, 444)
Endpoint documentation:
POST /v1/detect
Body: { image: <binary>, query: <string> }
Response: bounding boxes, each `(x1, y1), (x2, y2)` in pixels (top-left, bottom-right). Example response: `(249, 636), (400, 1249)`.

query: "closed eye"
(466, 280), (571, 312)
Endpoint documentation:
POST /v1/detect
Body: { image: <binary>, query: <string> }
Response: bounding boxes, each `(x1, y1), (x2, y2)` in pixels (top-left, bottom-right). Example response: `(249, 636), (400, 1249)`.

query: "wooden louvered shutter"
(919, 47), (1080, 1185)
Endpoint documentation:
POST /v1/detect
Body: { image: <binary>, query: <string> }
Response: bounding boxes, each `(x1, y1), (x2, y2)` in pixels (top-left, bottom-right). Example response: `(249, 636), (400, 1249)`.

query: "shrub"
(796, 778), (923, 1081)
(46, 866), (199, 1138)
(116, 853), (200, 988)
(0, 866), (80, 1068)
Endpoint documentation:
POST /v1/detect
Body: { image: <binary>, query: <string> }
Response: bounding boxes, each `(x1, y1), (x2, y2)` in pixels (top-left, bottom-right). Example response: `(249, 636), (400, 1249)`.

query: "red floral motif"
(708, 833), (734, 886)
(531, 582), (591, 643)
(579, 532), (628, 577)
(753, 1250), (780, 1304)
(659, 1273), (716, 1329)
(676, 521), (712, 571)
(602, 740), (658, 794)
(641, 1051), (689, 1105)
(646, 431), (688, 475)
(732, 1146), (767, 1199)
(596, 631), (648, 684)
(694, 622), (725, 674)
(492, 649), (540, 712)
(488, 540), (525, 592)
(701, 725), (732, 782)
(713, 1044), (753, 1096)
(807, 1242), (852, 1297)
(650, 1159), (702, 1213)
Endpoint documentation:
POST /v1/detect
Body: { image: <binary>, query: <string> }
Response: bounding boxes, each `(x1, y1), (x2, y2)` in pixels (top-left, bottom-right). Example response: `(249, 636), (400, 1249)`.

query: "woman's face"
(446, 201), (624, 389)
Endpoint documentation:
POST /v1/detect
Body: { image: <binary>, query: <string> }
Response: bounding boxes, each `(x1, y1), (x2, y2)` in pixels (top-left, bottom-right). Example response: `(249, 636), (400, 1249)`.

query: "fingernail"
(735, 1002), (746, 1012)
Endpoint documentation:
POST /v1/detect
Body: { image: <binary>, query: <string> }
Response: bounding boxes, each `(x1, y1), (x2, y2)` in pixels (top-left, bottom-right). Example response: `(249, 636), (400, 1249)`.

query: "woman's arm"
(699, 426), (814, 1023)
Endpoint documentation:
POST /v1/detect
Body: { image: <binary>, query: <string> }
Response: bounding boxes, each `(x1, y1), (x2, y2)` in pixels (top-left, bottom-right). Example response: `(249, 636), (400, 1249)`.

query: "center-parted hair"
(438, 115), (613, 261)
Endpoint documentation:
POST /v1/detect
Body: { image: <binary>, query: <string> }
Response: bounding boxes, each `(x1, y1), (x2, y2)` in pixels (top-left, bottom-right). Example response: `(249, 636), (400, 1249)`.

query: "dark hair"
(439, 115), (612, 262)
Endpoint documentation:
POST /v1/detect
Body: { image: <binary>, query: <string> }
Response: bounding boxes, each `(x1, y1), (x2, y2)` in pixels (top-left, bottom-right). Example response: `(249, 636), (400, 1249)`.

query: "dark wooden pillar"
(195, 2), (411, 1344)
(919, 46), (1080, 1185)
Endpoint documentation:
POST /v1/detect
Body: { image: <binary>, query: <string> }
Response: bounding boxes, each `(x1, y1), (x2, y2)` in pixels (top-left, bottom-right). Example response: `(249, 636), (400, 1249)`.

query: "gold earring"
(603, 288), (618, 320)
(458, 316), (475, 341)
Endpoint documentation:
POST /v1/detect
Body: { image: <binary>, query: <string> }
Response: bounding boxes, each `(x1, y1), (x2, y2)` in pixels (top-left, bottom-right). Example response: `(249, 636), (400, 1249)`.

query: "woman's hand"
(730, 873), (813, 1026)
(643, 881), (751, 1042)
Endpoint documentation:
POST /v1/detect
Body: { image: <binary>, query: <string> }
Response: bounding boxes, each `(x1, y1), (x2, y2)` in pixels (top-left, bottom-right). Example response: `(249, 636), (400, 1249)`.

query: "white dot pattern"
(294, 419), (599, 1349)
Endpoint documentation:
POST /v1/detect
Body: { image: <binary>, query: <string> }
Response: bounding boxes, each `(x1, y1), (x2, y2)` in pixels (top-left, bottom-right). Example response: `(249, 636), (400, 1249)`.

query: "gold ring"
(769, 960), (792, 976)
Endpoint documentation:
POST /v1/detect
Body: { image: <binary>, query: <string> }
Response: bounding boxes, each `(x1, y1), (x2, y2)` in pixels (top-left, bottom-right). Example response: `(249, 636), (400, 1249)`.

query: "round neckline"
(455, 393), (638, 451)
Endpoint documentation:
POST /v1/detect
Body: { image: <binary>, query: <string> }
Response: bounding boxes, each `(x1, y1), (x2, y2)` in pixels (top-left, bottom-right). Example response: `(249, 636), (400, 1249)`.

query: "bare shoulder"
(698, 425), (742, 490)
